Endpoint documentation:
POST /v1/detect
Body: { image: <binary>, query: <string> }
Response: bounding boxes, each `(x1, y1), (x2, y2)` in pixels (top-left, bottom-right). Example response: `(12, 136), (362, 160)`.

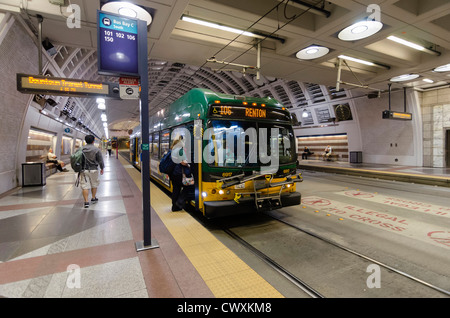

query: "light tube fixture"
(181, 15), (262, 38)
(338, 55), (390, 70)
(387, 36), (440, 56)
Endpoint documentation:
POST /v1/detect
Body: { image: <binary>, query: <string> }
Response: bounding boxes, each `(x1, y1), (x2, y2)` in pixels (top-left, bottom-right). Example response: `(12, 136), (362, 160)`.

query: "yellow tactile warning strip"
(118, 157), (283, 298)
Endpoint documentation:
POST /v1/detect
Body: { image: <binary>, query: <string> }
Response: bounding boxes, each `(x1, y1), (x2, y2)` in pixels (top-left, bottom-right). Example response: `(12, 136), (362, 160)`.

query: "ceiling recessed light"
(296, 45), (330, 60)
(118, 7), (137, 18)
(338, 20), (383, 41)
(101, 1), (152, 25)
(390, 74), (420, 82)
(351, 25), (368, 34)
(423, 78), (434, 83)
(433, 64), (450, 72)
(306, 48), (319, 54)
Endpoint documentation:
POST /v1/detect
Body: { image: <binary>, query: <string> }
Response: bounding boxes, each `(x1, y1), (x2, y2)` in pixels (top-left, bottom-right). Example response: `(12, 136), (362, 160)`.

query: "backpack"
(70, 148), (85, 173)
(159, 149), (175, 175)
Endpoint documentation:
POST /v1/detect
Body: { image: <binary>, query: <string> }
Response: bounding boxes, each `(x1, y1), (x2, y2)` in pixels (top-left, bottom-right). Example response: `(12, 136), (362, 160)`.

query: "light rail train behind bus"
(129, 88), (302, 218)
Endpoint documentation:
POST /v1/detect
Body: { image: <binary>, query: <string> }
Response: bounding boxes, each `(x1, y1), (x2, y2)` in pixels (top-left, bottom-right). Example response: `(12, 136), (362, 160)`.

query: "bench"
(301, 153), (339, 162)
(297, 134), (349, 163)
(25, 155), (67, 177)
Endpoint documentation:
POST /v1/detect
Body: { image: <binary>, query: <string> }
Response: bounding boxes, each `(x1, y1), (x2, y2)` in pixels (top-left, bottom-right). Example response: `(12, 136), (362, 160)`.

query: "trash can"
(22, 162), (46, 186)
(349, 151), (362, 163)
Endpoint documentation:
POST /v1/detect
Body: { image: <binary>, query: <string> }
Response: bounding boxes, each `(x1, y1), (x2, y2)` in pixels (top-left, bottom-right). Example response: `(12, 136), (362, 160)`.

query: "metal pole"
(336, 58), (342, 91)
(403, 87), (407, 112)
(388, 83), (392, 111)
(37, 14), (43, 75)
(256, 41), (261, 80)
(136, 19), (159, 251)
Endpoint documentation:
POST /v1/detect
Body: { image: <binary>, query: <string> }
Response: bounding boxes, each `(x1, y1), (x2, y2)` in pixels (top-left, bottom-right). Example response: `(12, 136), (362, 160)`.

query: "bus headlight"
(202, 192), (207, 197)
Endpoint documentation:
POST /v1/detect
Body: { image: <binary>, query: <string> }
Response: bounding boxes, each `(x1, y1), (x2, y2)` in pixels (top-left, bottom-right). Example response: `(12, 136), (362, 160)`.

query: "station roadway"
(207, 170), (450, 297)
(122, 152), (450, 298)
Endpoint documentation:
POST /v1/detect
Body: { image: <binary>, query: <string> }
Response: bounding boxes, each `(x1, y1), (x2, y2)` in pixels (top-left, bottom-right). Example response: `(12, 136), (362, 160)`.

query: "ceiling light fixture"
(423, 78), (434, 83)
(433, 64), (450, 72)
(118, 7), (137, 18)
(296, 45), (330, 60)
(338, 20), (383, 41)
(101, 1), (152, 25)
(338, 54), (374, 66)
(181, 15), (262, 38)
(390, 74), (420, 82)
(338, 54), (390, 70)
(387, 35), (440, 56)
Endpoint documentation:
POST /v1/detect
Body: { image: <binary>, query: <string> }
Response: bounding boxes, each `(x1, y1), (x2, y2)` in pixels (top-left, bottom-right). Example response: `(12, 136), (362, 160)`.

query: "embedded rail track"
(222, 212), (450, 298)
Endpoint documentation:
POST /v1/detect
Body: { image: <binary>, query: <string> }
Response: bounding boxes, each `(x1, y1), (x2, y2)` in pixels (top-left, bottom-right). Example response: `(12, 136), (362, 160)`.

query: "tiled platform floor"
(0, 153), (282, 298)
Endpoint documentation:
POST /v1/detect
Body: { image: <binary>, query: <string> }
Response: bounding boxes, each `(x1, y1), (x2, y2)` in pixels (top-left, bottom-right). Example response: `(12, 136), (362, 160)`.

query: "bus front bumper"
(203, 191), (301, 218)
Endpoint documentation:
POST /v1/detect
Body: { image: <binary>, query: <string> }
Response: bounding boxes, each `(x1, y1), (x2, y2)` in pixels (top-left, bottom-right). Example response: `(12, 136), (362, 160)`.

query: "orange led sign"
(245, 107), (266, 118)
(17, 73), (117, 98)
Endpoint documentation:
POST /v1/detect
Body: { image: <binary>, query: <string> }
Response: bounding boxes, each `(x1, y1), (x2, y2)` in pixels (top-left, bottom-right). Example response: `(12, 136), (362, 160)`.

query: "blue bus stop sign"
(97, 11), (139, 77)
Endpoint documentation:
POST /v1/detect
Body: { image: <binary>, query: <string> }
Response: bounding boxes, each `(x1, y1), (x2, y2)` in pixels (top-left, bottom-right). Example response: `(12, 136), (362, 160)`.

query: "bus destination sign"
(210, 105), (290, 122)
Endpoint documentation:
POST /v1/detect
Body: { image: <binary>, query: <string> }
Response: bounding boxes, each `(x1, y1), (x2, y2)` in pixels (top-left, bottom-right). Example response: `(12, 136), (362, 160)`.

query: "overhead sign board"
(119, 77), (140, 99)
(97, 11), (139, 76)
(382, 110), (412, 121)
(16, 73), (120, 98)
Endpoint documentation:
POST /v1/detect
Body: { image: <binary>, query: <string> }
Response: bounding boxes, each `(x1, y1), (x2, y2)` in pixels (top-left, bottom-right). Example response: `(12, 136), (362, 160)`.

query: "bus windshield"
(206, 120), (296, 168)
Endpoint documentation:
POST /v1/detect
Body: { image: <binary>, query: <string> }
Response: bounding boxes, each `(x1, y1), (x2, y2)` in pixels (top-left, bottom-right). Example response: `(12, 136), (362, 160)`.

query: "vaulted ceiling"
(3, 0), (450, 137)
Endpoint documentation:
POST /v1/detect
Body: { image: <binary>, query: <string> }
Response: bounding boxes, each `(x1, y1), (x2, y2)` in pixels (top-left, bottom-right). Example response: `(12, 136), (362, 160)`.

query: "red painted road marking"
(427, 231), (450, 247)
(301, 198), (331, 206)
(336, 191), (450, 218)
(344, 191), (375, 199)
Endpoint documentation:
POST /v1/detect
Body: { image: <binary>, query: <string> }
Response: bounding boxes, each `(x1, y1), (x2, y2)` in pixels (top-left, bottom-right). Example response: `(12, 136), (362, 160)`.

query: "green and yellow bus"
(130, 88), (302, 218)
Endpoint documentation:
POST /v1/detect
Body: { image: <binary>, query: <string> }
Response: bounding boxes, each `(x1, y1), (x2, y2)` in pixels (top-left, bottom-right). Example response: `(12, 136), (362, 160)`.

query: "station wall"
(0, 14), (86, 195)
(295, 88), (422, 166)
(0, 14), (40, 194)
(420, 87), (450, 168)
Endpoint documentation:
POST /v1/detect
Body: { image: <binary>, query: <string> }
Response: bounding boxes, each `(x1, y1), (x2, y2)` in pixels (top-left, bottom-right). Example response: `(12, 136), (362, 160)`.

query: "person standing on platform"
(168, 137), (193, 211)
(80, 135), (105, 208)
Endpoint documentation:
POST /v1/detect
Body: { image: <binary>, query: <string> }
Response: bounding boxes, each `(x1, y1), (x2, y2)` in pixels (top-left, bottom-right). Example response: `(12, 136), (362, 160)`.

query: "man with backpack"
(79, 135), (104, 208)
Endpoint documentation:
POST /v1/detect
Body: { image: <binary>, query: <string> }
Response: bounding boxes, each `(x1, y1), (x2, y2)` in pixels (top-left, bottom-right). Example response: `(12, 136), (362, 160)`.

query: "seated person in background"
(323, 145), (332, 160)
(301, 146), (313, 160)
(47, 148), (68, 172)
